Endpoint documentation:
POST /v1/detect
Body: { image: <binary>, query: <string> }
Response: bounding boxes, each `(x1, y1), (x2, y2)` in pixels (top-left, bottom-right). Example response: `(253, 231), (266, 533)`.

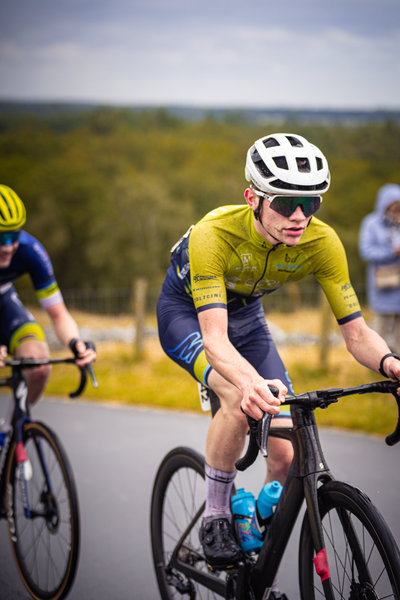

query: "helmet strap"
(254, 197), (263, 221)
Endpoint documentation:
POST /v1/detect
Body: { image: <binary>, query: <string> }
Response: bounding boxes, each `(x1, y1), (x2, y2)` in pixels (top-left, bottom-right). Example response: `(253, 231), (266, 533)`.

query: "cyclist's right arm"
(198, 307), (287, 420)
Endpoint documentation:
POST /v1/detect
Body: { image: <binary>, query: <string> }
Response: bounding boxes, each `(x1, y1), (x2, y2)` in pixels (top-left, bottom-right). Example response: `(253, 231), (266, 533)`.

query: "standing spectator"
(359, 183), (400, 354)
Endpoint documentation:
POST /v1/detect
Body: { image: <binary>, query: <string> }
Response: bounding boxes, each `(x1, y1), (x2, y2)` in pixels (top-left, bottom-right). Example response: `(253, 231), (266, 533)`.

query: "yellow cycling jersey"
(182, 204), (361, 325)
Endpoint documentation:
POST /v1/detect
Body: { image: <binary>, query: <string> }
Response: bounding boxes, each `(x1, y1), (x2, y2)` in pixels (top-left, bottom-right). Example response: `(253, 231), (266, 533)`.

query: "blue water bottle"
(256, 481), (283, 533)
(231, 488), (263, 553)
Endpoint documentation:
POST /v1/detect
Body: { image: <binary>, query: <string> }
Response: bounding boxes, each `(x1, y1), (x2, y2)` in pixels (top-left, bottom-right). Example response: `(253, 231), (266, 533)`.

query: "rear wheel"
(299, 480), (400, 599)
(150, 446), (229, 600)
(5, 421), (80, 600)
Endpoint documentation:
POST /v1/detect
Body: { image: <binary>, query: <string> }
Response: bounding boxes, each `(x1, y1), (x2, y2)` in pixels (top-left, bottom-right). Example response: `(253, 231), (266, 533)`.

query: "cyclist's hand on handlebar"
(0, 345), (8, 367)
(241, 378), (287, 421)
(69, 339), (97, 368)
(384, 359), (400, 393)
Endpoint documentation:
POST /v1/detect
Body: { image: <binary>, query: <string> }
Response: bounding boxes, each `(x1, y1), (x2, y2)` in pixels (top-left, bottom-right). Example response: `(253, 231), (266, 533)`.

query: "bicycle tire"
(150, 446), (230, 600)
(5, 421), (80, 600)
(298, 479), (400, 600)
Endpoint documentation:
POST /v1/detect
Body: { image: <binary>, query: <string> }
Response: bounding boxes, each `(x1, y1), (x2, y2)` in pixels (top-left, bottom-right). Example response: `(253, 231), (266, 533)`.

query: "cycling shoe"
(199, 517), (244, 568)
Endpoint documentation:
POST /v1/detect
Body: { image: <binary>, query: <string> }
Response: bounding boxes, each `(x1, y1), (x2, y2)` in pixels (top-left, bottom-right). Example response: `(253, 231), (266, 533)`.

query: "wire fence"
(16, 280), (367, 316)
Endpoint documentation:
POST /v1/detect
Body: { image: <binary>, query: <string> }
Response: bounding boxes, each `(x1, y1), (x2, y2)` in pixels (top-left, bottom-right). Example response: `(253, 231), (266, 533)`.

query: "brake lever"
(258, 412), (272, 458)
(235, 385), (278, 471)
(87, 364), (98, 389)
(257, 385), (278, 457)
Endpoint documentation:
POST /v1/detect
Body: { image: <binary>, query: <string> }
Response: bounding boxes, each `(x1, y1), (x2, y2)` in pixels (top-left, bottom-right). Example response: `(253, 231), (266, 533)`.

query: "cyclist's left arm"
(46, 302), (96, 367)
(340, 316), (400, 383)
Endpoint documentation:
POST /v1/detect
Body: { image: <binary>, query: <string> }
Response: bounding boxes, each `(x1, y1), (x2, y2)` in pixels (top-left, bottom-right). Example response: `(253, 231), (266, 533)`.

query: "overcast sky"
(1, 0), (400, 110)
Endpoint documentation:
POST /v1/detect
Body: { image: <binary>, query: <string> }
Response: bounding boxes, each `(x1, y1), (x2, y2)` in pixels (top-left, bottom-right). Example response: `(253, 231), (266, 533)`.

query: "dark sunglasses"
(256, 191), (322, 218)
(0, 230), (21, 246)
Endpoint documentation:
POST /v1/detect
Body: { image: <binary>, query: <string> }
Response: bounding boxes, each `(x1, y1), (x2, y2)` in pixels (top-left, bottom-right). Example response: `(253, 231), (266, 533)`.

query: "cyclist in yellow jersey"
(0, 185), (96, 409)
(157, 134), (400, 588)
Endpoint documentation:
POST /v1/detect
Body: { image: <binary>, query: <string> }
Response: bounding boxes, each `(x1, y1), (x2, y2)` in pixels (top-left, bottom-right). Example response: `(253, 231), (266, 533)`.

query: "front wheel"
(299, 480), (400, 599)
(151, 446), (230, 600)
(5, 421), (80, 600)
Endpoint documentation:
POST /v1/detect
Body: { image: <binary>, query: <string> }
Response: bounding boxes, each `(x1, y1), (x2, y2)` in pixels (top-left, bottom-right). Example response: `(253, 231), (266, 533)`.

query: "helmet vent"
(286, 136), (303, 148)
(262, 137), (280, 148)
(270, 179), (328, 192)
(316, 157), (323, 171)
(251, 147), (274, 178)
(273, 156), (289, 170)
(296, 157), (311, 173)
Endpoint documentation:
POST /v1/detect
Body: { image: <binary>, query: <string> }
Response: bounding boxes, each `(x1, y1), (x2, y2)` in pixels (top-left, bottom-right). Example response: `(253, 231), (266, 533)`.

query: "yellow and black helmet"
(0, 185), (26, 231)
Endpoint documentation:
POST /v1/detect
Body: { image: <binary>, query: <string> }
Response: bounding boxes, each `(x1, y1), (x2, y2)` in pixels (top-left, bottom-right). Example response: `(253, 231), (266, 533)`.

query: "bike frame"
(168, 404), (334, 600)
(0, 357), (92, 521)
(168, 378), (400, 600)
(249, 405), (335, 600)
(0, 369), (44, 521)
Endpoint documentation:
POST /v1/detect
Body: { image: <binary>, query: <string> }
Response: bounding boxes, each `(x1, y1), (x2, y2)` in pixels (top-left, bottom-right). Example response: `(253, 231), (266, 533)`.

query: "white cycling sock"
(203, 462), (236, 521)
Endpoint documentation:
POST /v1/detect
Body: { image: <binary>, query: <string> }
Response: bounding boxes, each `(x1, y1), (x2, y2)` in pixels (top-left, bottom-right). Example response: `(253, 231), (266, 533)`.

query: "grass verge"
(26, 307), (398, 437)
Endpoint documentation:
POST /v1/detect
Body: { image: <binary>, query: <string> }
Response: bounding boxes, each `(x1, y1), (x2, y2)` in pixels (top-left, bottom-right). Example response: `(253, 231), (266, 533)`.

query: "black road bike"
(151, 380), (400, 599)
(0, 356), (97, 600)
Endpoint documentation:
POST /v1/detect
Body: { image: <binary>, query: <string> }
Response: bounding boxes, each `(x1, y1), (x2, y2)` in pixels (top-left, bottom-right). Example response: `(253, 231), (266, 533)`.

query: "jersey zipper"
(249, 244), (279, 297)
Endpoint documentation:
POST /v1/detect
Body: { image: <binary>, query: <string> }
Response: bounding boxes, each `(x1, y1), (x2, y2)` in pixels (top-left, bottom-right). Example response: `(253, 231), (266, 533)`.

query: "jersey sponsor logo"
(193, 292), (223, 303)
(193, 274), (217, 283)
(276, 263), (301, 272)
(244, 278), (279, 289)
(341, 282), (352, 291)
(236, 253), (256, 272)
(225, 277), (241, 289)
(276, 253), (301, 272)
(241, 254), (252, 267)
(167, 332), (203, 364)
(177, 263), (190, 280)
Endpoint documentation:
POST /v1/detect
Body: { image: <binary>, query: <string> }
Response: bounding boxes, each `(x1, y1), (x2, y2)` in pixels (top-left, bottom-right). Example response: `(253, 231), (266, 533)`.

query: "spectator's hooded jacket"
(359, 184), (400, 314)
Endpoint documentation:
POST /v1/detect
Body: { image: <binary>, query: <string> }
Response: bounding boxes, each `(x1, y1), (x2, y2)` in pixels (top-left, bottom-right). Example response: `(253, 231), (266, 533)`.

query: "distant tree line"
(0, 105), (399, 299)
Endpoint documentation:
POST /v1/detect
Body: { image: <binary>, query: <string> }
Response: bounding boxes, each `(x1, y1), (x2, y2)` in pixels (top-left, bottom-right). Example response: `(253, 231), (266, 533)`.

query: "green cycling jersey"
(170, 204), (361, 325)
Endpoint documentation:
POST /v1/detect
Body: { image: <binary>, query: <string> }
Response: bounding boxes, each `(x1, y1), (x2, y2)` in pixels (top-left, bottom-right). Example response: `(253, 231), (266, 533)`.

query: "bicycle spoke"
(6, 422), (79, 599)
(300, 481), (400, 600)
(151, 449), (227, 600)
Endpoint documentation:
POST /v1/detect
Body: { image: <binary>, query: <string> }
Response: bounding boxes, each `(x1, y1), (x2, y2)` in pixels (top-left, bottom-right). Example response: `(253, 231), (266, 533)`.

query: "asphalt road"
(0, 397), (399, 600)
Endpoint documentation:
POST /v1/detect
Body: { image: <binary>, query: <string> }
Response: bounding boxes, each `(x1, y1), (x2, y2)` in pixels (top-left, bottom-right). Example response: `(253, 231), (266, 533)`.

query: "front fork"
(304, 472), (336, 600)
(11, 372), (37, 519)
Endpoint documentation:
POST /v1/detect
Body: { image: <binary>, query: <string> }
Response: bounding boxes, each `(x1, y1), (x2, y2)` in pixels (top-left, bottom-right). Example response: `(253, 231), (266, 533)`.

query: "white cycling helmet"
(245, 133), (330, 196)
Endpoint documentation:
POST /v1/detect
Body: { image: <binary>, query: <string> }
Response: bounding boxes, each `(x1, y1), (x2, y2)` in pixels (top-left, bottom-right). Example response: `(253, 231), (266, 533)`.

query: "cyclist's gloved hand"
(241, 378), (287, 421)
(69, 339), (97, 366)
